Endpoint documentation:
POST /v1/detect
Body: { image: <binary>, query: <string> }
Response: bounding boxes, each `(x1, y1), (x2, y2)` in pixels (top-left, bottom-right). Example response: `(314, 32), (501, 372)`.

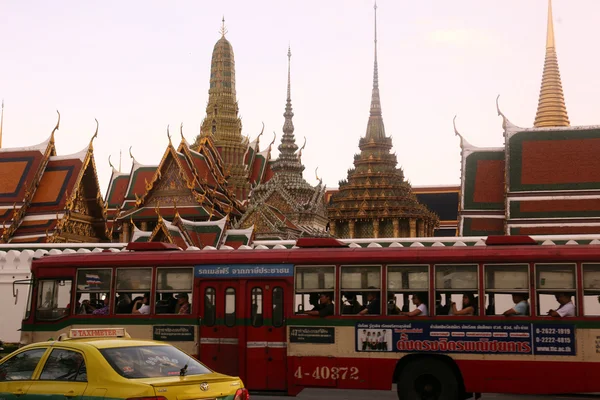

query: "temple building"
(327, 4), (439, 239)
(236, 48), (328, 239)
(0, 114), (109, 243)
(458, 0), (600, 236)
(192, 21), (273, 202)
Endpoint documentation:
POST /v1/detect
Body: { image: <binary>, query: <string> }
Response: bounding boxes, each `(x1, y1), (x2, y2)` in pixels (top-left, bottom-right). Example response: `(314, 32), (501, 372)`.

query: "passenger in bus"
(359, 291), (380, 315)
(399, 292), (428, 317)
(502, 293), (530, 317)
(307, 293), (334, 317)
(450, 293), (477, 316)
(387, 294), (401, 315)
(176, 293), (190, 314)
(547, 292), (575, 317)
(92, 297), (110, 315)
(435, 293), (449, 316)
(132, 293), (150, 315)
(342, 293), (364, 314)
(116, 293), (132, 314)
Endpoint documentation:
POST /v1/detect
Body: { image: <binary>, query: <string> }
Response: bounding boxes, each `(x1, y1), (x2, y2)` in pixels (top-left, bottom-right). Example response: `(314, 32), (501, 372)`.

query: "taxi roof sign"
(68, 328), (129, 339)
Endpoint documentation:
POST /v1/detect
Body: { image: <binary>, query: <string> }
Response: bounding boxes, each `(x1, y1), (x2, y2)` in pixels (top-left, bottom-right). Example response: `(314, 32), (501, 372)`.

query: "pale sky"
(2, 0), (599, 194)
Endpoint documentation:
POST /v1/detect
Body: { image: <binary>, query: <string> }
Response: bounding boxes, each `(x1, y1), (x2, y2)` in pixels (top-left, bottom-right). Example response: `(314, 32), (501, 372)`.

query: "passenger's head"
(555, 293), (572, 305)
(512, 293), (528, 303)
(367, 291), (378, 301)
(463, 293), (476, 308)
(412, 293), (424, 306)
(176, 293), (189, 304)
(143, 293), (150, 304)
(320, 293), (333, 304)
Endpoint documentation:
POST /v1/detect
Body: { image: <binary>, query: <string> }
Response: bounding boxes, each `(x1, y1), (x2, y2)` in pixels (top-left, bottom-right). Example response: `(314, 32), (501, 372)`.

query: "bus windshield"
(100, 345), (211, 378)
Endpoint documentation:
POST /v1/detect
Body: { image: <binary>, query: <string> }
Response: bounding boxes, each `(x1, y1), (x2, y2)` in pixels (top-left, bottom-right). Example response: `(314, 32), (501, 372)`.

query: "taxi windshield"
(99, 345), (211, 378)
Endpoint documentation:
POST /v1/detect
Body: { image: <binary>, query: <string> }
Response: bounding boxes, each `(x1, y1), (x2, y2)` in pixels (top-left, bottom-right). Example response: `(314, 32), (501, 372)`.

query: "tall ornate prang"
(533, 0), (570, 127)
(194, 18), (251, 200)
(327, 2), (438, 239)
(236, 46), (328, 239)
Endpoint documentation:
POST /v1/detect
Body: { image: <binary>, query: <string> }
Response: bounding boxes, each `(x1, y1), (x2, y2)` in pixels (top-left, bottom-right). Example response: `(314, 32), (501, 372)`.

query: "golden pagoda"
(533, 0), (570, 128)
(193, 19), (258, 201)
(327, 3), (438, 238)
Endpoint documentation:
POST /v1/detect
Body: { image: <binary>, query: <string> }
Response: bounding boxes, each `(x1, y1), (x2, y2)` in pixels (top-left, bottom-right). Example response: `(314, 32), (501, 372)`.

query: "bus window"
(76, 269), (112, 314)
(341, 265), (381, 315)
(156, 267), (193, 314)
(583, 264), (600, 316)
(273, 287), (284, 327)
(294, 266), (334, 314)
(251, 287), (263, 327)
(36, 279), (72, 321)
(225, 287), (236, 327)
(204, 287), (216, 326)
(484, 264), (529, 316)
(115, 268), (152, 314)
(435, 265), (478, 316)
(387, 265), (428, 315)
(535, 263), (576, 317)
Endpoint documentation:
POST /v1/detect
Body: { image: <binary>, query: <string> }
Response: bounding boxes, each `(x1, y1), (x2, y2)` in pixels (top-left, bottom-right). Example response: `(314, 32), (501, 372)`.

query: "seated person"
(548, 292), (575, 317)
(176, 293), (190, 314)
(503, 293), (529, 317)
(133, 293), (151, 315)
(307, 293), (334, 317)
(450, 293), (477, 316)
(92, 297), (110, 315)
(400, 292), (428, 317)
(387, 294), (401, 315)
(359, 291), (380, 315)
(435, 293), (449, 316)
(342, 292), (364, 314)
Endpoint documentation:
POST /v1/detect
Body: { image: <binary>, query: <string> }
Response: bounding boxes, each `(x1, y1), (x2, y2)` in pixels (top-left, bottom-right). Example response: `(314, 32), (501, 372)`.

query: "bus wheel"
(397, 358), (458, 400)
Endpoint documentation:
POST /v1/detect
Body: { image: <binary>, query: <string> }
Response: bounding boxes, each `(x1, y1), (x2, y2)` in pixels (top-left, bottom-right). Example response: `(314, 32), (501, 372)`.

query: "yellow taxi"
(0, 328), (249, 400)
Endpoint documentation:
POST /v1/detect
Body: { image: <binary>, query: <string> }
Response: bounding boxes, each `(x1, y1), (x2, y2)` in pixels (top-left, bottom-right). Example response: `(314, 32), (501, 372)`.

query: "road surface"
(251, 388), (600, 400)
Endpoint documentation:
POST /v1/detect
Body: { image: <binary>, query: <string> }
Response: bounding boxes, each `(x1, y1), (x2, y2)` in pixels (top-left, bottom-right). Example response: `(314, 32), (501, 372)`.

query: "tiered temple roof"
(0, 114), (109, 243)
(327, 4), (438, 239)
(236, 47), (328, 239)
(192, 20), (273, 201)
(458, 0), (600, 236)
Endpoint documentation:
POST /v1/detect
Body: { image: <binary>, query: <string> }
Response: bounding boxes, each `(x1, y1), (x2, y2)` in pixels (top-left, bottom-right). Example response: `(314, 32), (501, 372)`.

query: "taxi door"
(245, 281), (288, 391)
(0, 347), (47, 400)
(25, 348), (88, 400)
(199, 281), (240, 377)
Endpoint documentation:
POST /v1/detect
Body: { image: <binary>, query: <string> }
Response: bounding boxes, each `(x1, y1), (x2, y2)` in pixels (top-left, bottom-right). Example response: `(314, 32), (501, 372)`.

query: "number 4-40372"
(294, 366), (359, 380)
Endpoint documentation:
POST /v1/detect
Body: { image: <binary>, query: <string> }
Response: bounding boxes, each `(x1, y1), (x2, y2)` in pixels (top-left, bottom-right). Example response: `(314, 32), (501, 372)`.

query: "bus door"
(199, 281), (240, 377)
(245, 281), (288, 391)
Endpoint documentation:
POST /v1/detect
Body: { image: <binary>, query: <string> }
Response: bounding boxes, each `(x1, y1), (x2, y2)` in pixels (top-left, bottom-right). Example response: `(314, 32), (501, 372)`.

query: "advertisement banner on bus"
(355, 322), (575, 356)
(194, 264), (294, 278)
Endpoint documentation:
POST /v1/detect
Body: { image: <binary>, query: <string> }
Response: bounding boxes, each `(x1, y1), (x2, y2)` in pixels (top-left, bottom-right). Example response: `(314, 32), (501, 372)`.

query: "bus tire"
(396, 358), (458, 400)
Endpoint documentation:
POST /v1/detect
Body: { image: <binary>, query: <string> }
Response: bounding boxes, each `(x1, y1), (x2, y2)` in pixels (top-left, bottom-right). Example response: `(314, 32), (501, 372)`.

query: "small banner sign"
(290, 327), (335, 344)
(194, 264), (294, 278)
(153, 325), (195, 342)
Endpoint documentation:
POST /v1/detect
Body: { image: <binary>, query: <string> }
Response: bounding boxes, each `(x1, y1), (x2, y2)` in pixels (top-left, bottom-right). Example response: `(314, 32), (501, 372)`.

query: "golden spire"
(533, 0), (570, 128)
(220, 16), (227, 37)
(0, 99), (3, 149)
(365, 1), (385, 140)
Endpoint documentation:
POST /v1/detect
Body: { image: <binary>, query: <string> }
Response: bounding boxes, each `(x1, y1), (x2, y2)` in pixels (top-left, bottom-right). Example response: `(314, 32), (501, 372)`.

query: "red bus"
(19, 235), (600, 399)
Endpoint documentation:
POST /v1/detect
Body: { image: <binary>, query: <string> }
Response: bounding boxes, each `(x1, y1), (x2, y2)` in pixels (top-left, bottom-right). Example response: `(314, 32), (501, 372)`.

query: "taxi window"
(0, 348), (46, 381)
(100, 345), (211, 379)
(39, 349), (86, 382)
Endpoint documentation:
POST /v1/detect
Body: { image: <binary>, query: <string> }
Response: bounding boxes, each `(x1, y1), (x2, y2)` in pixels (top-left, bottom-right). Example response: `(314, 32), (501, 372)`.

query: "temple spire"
(365, 1), (385, 140)
(220, 16), (228, 37)
(0, 100), (3, 149)
(533, 0), (570, 128)
(272, 45), (304, 177)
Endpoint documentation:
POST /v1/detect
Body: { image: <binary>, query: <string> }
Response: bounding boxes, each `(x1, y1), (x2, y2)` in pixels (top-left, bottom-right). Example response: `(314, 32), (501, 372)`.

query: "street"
(251, 388), (600, 400)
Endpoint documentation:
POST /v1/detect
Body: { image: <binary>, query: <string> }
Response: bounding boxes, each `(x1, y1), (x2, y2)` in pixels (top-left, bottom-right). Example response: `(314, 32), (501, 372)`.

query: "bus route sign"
(355, 321), (575, 356)
(194, 264), (294, 278)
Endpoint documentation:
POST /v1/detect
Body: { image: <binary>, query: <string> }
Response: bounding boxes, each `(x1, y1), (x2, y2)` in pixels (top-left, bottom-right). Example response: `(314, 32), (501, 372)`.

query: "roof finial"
(0, 99), (4, 149)
(220, 16), (228, 37)
(119, 149), (122, 172)
(533, 0), (569, 128)
(90, 118), (99, 145)
(180, 122), (185, 141)
(287, 45), (292, 102)
(108, 155), (115, 170)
